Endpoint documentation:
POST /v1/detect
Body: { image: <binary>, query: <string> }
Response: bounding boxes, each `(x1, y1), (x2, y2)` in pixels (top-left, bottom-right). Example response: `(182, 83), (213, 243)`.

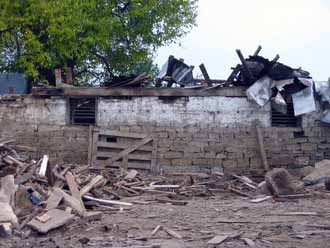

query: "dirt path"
(3, 192), (330, 248)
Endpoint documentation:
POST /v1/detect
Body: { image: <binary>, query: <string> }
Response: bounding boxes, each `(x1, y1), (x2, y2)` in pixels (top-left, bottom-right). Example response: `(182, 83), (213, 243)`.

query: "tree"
(0, 0), (198, 85)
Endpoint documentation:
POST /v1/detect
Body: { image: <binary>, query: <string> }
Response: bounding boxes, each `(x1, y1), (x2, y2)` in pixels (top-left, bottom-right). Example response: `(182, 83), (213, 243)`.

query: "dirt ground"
(2, 189), (330, 248)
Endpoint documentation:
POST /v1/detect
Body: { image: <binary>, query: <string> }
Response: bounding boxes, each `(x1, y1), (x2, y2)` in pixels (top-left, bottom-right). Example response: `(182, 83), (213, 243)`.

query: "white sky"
(155, 0), (330, 81)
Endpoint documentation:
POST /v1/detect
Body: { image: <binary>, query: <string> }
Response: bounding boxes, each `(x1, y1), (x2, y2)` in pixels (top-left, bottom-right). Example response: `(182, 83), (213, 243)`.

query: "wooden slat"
(108, 136), (153, 163)
(97, 152), (152, 161)
(97, 161), (151, 170)
(97, 141), (153, 152)
(98, 130), (147, 139)
(88, 125), (94, 165)
(91, 130), (99, 165)
(255, 121), (270, 171)
(151, 136), (158, 173)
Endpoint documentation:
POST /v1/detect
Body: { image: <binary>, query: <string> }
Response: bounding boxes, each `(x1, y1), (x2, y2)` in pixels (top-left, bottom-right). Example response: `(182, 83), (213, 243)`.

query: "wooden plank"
(98, 130), (147, 139)
(226, 64), (241, 84)
(91, 130), (99, 166)
(56, 188), (86, 216)
(107, 136), (153, 163)
(253, 45), (262, 56)
(65, 172), (81, 200)
(199, 63), (212, 87)
(32, 87), (247, 97)
(82, 195), (133, 207)
(97, 142), (153, 152)
(151, 136), (158, 173)
(38, 155), (49, 177)
(46, 188), (64, 210)
(255, 120), (270, 171)
(97, 152), (152, 161)
(96, 161), (151, 170)
(121, 155), (128, 173)
(88, 125), (94, 166)
(80, 175), (105, 197)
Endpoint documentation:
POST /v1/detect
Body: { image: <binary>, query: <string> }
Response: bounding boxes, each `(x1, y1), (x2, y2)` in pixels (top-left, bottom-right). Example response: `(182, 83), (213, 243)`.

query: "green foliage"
(0, 0), (197, 85)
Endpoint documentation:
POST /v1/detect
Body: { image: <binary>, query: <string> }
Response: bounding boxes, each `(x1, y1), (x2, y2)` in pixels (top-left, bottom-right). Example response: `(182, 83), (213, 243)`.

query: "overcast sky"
(156, 0), (330, 81)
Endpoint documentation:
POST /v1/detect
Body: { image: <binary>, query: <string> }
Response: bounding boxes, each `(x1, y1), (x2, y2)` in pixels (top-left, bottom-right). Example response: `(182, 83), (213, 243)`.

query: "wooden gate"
(88, 127), (158, 172)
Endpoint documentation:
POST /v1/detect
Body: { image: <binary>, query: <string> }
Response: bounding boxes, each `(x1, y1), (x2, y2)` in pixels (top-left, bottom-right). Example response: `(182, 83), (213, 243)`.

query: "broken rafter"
(236, 49), (253, 82)
(199, 63), (212, 87)
(253, 45), (262, 56)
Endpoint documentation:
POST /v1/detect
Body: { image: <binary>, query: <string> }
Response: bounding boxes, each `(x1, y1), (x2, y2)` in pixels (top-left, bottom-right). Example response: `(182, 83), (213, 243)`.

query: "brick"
(216, 153), (227, 159)
(222, 160), (237, 168)
(171, 159), (192, 166)
(164, 152), (183, 159)
(158, 159), (171, 166)
(184, 146), (201, 153)
(301, 143), (317, 151)
(288, 138), (308, 144)
(192, 159), (212, 165)
(227, 152), (243, 159)
(237, 158), (250, 167)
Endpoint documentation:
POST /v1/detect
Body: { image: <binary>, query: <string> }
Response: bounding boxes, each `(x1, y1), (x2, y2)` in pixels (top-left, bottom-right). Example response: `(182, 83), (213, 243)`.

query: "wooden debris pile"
(0, 139), (316, 238)
(0, 140), (230, 237)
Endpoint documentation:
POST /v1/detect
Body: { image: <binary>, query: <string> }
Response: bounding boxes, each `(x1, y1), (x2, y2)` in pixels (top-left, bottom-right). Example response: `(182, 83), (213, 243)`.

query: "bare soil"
(2, 190), (330, 248)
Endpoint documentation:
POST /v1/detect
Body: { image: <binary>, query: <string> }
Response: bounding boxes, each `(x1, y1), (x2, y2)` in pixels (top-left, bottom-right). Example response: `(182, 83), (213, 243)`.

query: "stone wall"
(0, 96), (89, 164)
(0, 95), (329, 173)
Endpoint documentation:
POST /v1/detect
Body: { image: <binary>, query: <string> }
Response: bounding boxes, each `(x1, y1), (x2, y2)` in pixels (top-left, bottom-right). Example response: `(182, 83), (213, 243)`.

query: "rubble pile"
(2, 138), (330, 239)
(0, 139), (230, 237)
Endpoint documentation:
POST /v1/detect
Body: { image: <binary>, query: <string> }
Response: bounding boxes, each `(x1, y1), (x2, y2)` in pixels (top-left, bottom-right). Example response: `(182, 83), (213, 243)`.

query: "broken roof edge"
(31, 86), (246, 97)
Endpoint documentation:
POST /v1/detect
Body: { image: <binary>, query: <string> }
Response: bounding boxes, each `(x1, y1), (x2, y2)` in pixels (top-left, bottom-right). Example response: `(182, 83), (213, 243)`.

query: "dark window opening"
(70, 98), (96, 125)
(271, 99), (300, 127)
(106, 137), (117, 143)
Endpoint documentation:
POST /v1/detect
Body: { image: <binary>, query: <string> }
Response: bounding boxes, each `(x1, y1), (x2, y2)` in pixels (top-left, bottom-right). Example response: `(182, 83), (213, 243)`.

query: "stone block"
(222, 160), (237, 168)
(164, 152), (183, 159)
(192, 159), (211, 165)
(171, 159), (192, 166)
(301, 143), (317, 151)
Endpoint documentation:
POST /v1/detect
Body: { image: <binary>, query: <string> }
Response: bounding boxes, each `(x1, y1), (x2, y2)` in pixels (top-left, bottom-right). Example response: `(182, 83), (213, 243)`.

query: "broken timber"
(32, 87), (246, 97)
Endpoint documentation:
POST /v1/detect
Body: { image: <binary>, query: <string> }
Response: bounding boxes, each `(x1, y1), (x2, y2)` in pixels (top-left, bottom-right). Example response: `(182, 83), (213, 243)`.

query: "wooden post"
(88, 125), (94, 166)
(151, 135), (158, 174)
(255, 120), (270, 172)
(54, 68), (62, 87)
(66, 67), (73, 84)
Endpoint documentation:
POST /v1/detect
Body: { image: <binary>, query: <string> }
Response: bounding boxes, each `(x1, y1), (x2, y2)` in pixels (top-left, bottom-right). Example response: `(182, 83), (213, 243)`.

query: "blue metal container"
(0, 73), (27, 95)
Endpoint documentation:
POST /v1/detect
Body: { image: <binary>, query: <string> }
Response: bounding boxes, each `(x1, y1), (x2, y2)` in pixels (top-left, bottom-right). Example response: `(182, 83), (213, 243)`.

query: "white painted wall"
(97, 96), (271, 128)
(0, 97), (67, 126)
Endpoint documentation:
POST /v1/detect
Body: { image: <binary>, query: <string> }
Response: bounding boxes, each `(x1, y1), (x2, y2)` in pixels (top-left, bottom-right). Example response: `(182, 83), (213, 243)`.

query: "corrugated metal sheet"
(0, 73), (27, 95)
